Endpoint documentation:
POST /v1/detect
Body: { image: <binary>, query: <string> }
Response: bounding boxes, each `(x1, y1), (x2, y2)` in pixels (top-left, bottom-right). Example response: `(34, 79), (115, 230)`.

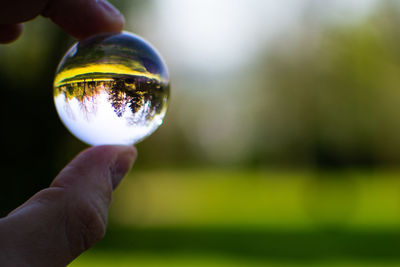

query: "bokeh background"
(2, 0), (400, 266)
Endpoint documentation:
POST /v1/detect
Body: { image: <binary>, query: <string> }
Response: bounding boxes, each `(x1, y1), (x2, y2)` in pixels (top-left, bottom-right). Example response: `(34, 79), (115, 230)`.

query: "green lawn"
(71, 252), (400, 267)
(70, 169), (400, 266)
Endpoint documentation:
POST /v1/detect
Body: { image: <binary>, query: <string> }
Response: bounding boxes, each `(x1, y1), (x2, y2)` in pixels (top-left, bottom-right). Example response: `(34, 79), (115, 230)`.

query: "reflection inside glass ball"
(53, 32), (169, 146)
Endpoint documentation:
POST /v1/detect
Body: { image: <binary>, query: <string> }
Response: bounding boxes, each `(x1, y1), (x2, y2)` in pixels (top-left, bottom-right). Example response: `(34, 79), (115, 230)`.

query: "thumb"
(0, 145), (136, 267)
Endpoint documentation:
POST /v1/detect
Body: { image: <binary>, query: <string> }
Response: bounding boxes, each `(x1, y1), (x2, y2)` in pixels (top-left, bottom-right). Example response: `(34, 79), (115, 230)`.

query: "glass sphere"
(53, 32), (169, 146)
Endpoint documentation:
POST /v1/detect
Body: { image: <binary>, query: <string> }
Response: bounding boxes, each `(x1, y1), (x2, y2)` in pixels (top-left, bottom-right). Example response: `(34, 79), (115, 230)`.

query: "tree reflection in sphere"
(53, 32), (169, 146)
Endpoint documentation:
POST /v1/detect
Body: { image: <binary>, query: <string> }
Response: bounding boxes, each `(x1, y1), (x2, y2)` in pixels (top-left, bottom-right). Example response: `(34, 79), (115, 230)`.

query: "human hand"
(0, 145), (136, 266)
(0, 1), (134, 266)
(0, 0), (125, 43)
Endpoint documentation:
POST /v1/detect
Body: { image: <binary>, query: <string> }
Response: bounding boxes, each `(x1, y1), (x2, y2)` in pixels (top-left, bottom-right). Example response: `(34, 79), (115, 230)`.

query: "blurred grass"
(70, 169), (400, 266)
(71, 251), (400, 267)
(110, 169), (400, 229)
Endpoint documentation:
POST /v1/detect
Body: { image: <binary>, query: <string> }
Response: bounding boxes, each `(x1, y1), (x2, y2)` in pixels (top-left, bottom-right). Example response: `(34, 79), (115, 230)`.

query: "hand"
(0, 0), (125, 43)
(0, 1), (134, 266)
(0, 146), (136, 266)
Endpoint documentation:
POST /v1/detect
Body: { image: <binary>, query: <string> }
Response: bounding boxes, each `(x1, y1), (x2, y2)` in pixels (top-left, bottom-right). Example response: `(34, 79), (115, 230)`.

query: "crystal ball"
(53, 32), (170, 146)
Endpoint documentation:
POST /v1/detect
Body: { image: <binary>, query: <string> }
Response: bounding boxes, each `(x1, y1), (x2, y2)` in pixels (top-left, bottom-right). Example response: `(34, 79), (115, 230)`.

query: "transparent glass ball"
(53, 32), (169, 146)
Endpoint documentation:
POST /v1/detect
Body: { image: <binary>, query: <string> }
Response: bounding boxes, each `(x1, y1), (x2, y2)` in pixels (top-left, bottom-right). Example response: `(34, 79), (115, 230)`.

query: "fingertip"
(44, 0), (125, 40)
(110, 145), (136, 189)
(80, 145), (136, 168)
(97, 0), (123, 19)
(0, 24), (24, 44)
(51, 145), (136, 190)
(86, 145), (136, 189)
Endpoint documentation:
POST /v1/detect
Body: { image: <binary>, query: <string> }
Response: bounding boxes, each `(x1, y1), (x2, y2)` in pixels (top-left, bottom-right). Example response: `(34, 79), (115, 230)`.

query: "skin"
(0, 0), (125, 43)
(0, 1), (136, 266)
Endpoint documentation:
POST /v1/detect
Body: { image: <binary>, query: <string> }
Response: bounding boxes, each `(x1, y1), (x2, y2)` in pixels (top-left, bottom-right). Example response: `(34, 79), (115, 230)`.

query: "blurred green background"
(2, 0), (400, 266)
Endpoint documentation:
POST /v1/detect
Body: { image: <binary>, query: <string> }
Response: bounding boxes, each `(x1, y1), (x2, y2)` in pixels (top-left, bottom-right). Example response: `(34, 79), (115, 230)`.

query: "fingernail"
(111, 147), (136, 189)
(97, 0), (122, 16)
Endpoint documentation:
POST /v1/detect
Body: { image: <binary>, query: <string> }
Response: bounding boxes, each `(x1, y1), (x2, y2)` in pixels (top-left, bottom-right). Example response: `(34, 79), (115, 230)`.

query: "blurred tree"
(256, 1), (400, 168)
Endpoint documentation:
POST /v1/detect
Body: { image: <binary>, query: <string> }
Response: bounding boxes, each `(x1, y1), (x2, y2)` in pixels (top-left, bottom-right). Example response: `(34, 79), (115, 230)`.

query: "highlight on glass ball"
(53, 31), (170, 146)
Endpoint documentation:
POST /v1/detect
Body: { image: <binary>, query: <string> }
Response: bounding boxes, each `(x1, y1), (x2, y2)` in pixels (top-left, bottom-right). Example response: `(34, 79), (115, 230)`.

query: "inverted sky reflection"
(54, 82), (166, 146)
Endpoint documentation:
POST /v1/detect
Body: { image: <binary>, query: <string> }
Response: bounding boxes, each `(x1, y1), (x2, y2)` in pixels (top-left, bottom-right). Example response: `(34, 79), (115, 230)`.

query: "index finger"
(0, 0), (124, 42)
